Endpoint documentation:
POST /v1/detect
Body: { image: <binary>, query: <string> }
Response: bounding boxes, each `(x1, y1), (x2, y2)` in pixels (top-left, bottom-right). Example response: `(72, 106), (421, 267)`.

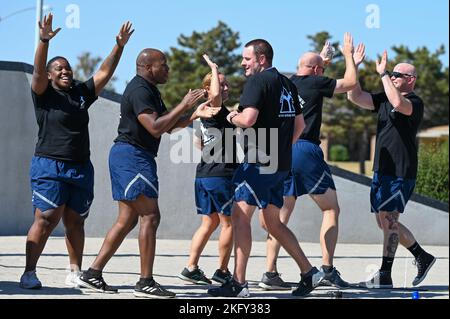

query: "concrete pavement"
(0, 236), (448, 299)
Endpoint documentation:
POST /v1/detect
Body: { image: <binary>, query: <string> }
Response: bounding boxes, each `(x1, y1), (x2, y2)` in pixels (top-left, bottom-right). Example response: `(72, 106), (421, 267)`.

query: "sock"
(86, 268), (102, 278)
(408, 242), (425, 259)
(265, 271), (279, 278)
(322, 265), (334, 273)
(139, 277), (154, 284)
(380, 257), (394, 272)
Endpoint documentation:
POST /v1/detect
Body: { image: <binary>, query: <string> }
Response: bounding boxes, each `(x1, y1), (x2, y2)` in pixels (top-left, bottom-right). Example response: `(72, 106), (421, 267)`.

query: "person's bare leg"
(232, 201), (256, 284)
(129, 195), (160, 279)
(187, 214), (220, 268)
(375, 215), (415, 248)
(379, 211), (400, 258)
(218, 214), (233, 271)
(310, 189), (340, 267)
(25, 206), (65, 272)
(264, 196), (296, 273)
(62, 207), (85, 271)
(90, 201), (139, 271)
(260, 204), (313, 274)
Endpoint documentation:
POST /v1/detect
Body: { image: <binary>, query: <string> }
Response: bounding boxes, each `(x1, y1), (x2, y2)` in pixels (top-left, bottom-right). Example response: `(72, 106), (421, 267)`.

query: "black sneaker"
(211, 269), (232, 284)
(320, 267), (350, 288)
(179, 267), (212, 285)
(258, 272), (291, 290)
(292, 267), (324, 297)
(207, 279), (250, 298)
(134, 279), (176, 299)
(412, 252), (436, 286)
(77, 271), (118, 293)
(359, 270), (393, 289)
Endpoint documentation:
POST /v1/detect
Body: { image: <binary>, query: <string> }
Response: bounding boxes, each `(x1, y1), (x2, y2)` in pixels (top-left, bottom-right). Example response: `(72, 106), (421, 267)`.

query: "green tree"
(160, 21), (244, 109)
(73, 52), (117, 92)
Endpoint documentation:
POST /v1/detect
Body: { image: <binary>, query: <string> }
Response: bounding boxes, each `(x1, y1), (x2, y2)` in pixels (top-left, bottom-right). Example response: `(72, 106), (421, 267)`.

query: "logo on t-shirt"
(298, 94), (306, 109)
(79, 96), (86, 110)
(279, 86), (296, 117)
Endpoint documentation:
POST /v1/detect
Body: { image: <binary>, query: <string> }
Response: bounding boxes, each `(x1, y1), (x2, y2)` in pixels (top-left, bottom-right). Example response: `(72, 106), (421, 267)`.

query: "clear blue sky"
(1, 0), (448, 93)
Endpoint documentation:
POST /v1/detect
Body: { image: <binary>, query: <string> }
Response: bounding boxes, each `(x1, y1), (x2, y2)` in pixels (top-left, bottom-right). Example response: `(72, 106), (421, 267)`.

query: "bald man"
(259, 33), (359, 291)
(348, 52), (435, 288)
(78, 49), (209, 298)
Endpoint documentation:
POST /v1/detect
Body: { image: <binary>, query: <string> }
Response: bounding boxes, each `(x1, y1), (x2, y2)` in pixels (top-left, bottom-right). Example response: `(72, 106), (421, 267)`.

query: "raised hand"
(181, 89), (206, 109)
(353, 43), (366, 67)
(376, 50), (388, 75)
(203, 54), (218, 70)
(116, 21), (134, 48)
(320, 41), (334, 65)
(38, 13), (61, 42)
(340, 32), (354, 57)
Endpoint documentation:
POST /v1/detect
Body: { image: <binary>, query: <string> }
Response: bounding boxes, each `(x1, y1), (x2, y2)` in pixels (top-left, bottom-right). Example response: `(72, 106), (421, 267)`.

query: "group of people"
(19, 13), (436, 299)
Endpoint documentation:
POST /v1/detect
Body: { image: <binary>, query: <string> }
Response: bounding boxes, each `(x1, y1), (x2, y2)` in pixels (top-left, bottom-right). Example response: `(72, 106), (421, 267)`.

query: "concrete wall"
(1, 66), (448, 245)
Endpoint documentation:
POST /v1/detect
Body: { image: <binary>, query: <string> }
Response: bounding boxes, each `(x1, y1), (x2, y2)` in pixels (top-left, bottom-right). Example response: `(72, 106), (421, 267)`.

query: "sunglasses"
(390, 71), (416, 79)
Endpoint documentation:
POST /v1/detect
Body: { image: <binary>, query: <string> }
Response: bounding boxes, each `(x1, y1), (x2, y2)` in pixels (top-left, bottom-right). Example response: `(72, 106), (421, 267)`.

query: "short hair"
(46, 56), (70, 72)
(244, 39), (273, 64)
(202, 71), (224, 89)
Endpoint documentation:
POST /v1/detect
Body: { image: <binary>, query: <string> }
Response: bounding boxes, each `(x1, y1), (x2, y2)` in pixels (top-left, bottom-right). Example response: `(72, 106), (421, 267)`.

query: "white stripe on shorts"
(377, 190), (406, 212)
(33, 191), (58, 208)
(235, 181), (263, 209)
(308, 171), (333, 194)
(124, 173), (158, 198)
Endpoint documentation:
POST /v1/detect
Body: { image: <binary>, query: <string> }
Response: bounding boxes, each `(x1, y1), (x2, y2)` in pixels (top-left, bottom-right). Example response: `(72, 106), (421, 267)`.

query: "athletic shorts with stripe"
(284, 139), (336, 198)
(195, 177), (234, 216)
(30, 156), (94, 218)
(370, 172), (416, 213)
(109, 142), (159, 201)
(233, 163), (288, 209)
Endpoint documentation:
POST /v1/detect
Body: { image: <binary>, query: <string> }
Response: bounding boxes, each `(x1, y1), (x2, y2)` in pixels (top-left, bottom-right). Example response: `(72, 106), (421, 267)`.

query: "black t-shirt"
(238, 68), (302, 172)
(195, 105), (238, 178)
(31, 78), (98, 163)
(290, 75), (337, 145)
(115, 75), (167, 156)
(371, 92), (424, 178)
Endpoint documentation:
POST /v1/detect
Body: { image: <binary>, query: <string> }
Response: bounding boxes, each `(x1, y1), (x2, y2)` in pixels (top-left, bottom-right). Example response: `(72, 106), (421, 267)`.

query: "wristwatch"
(380, 71), (390, 78)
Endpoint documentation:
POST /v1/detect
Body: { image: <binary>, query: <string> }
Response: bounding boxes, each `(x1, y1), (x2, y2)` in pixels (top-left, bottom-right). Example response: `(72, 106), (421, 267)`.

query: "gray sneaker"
(258, 272), (291, 290)
(320, 267), (350, 288)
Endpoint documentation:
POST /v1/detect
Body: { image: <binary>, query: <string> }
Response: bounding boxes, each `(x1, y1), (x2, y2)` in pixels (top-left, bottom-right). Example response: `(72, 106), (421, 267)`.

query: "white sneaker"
(20, 271), (42, 289)
(65, 271), (82, 288)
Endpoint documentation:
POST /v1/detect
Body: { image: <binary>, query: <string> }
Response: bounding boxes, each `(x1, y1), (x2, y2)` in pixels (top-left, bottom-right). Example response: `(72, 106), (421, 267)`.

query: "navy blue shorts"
(233, 163), (288, 209)
(30, 156), (94, 217)
(195, 177), (234, 216)
(284, 139), (336, 197)
(370, 172), (416, 213)
(109, 142), (159, 201)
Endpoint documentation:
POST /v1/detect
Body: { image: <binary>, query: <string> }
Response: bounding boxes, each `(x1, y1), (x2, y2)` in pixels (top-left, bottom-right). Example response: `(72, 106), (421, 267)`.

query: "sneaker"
(179, 267), (212, 285)
(359, 270), (393, 289)
(412, 252), (436, 286)
(208, 279), (250, 298)
(134, 279), (176, 299)
(77, 271), (118, 293)
(320, 267), (350, 288)
(212, 269), (232, 284)
(19, 271), (42, 289)
(65, 270), (81, 288)
(258, 272), (291, 290)
(292, 267), (324, 297)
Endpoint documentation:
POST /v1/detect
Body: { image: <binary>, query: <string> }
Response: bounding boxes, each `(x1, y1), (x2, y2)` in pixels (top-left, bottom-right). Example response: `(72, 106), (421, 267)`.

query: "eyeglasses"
(391, 71), (416, 79)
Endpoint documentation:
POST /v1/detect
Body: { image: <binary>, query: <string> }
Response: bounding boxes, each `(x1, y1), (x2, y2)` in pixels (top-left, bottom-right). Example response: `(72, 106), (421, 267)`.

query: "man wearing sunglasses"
(347, 51), (435, 289)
